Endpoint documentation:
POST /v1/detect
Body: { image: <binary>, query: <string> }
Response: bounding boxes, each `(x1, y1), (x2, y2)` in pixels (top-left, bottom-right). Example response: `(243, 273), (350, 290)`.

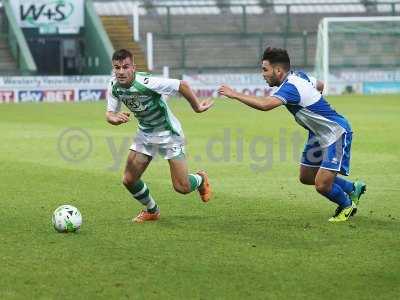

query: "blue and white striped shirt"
(272, 71), (351, 147)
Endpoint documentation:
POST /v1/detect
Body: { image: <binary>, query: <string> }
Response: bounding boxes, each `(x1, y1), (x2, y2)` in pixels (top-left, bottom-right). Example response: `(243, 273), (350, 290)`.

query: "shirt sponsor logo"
(120, 95), (148, 112)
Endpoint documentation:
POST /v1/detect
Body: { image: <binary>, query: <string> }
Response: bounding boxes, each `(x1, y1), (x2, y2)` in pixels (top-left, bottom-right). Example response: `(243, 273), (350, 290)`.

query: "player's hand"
(196, 98), (214, 113)
(117, 112), (131, 123)
(109, 112), (130, 125)
(218, 85), (237, 99)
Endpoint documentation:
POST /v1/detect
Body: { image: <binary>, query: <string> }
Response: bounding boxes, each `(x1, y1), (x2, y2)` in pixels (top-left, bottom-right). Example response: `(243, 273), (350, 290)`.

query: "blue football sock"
(334, 177), (354, 195)
(321, 183), (352, 208)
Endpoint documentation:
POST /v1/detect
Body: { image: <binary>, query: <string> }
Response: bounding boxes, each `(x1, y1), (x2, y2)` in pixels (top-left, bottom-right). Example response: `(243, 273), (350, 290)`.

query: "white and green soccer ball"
(52, 205), (82, 233)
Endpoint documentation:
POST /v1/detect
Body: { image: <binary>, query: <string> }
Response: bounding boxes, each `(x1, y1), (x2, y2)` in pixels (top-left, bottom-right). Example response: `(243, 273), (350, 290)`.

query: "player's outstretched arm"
(218, 84), (282, 111)
(106, 111), (131, 125)
(179, 81), (214, 113)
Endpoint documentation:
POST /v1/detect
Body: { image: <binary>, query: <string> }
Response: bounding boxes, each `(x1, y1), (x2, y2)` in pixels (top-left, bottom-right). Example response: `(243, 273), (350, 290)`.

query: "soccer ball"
(52, 205), (82, 233)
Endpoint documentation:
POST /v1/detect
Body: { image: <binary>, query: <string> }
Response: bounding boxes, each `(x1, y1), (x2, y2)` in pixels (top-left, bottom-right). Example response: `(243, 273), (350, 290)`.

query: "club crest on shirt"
(120, 94), (147, 112)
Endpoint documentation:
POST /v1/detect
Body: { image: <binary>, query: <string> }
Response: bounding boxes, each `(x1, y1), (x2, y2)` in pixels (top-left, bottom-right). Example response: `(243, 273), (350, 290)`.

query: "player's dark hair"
(112, 49), (133, 61)
(262, 47), (290, 71)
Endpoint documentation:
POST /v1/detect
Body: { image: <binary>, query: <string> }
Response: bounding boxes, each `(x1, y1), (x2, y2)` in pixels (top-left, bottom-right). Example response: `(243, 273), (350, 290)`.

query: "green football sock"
(128, 180), (157, 210)
(188, 174), (203, 192)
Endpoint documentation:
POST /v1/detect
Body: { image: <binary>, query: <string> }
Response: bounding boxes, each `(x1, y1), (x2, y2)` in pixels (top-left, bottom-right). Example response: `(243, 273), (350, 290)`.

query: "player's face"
(262, 60), (280, 87)
(112, 57), (136, 86)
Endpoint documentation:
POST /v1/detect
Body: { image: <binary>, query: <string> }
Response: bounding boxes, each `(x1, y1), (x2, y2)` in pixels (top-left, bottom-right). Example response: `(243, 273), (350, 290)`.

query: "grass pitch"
(0, 94), (399, 299)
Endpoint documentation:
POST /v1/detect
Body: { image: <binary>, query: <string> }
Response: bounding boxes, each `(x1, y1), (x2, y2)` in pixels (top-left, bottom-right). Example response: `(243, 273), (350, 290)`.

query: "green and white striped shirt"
(107, 72), (183, 135)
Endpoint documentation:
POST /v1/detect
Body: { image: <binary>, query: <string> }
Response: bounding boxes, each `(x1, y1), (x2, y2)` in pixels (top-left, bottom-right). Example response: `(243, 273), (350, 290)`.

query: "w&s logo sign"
(11, 0), (84, 28)
(20, 2), (74, 24)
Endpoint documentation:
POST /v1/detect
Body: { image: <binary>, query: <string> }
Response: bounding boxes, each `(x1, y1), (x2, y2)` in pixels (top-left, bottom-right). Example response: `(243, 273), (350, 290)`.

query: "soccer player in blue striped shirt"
(218, 47), (366, 222)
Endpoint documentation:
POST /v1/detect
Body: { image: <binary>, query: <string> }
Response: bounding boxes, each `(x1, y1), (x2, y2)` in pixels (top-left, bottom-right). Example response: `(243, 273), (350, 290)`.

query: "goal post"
(314, 16), (400, 95)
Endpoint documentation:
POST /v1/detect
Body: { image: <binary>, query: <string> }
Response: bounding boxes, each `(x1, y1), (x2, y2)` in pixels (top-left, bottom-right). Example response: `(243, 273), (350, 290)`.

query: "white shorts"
(130, 130), (185, 160)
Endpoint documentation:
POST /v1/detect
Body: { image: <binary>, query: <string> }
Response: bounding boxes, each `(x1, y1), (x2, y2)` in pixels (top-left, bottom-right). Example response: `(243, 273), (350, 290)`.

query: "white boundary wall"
(1, 70), (400, 103)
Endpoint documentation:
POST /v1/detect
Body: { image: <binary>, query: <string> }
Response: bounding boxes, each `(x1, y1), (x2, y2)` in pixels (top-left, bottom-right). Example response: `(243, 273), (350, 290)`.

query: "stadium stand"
(0, 0), (398, 75)
(0, 4), (18, 74)
(101, 16), (148, 71)
(0, 37), (18, 75)
(93, 0), (400, 15)
(0, 1), (37, 75)
(93, 0), (400, 76)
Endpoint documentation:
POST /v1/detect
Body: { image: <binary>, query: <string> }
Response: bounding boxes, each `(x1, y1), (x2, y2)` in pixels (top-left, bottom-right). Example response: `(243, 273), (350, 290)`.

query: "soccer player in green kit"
(106, 49), (213, 223)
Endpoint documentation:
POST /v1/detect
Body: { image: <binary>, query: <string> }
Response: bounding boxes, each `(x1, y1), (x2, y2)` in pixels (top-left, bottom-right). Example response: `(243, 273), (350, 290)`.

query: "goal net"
(314, 16), (400, 94)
